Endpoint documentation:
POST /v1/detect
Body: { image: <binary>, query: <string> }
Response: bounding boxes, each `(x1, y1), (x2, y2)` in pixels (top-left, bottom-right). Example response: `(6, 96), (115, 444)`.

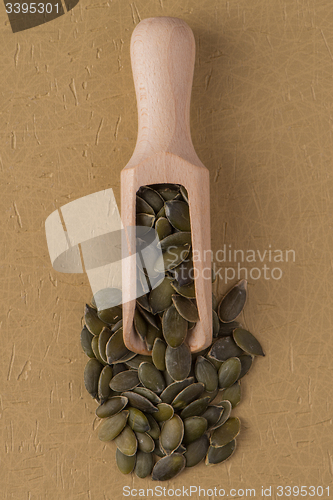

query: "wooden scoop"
(121, 16), (212, 354)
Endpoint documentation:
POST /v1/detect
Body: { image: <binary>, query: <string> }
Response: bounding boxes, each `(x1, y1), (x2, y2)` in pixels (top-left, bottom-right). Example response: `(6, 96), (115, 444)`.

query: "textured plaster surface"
(0, 0), (333, 498)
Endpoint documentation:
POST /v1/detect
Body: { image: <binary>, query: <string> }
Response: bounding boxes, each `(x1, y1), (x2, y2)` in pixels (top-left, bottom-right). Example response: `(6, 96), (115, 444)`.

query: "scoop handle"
(129, 17), (201, 166)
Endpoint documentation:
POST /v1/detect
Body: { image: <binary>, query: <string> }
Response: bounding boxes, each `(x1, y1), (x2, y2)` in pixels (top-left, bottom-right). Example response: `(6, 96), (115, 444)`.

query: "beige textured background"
(1, 0), (333, 498)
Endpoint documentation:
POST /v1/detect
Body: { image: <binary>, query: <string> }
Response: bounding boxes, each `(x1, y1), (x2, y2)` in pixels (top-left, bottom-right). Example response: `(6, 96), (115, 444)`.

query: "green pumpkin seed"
(106, 328), (131, 364)
(180, 396), (210, 419)
(160, 377), (195, 404)
(171, 280), (196, 299)
(175, 444), (186, 454)
(184, 434), (209, 467)
(219, 382), (241, 408)
(154, 184), (180, 199)
(136, 195), (155, 215)
(98, 365), (113, 403)
(135, 431), (155, 453)
(156, 205), (166, 218)
(172, 295), (199, 322)
(218, 320), (242, 337)
(205, 352), (222, 371)
(132, 387), (162, 405)
(210, 417), (240, 447)
(146, 414), (161, 439)
(97, 305), (122, 326)
(214, 400), (232, 427)
(112, 363), (127, 376)
(84, 304), (106, 336)
(153, 403), (174, 423)
(137, 304), (159, 329)
(135, 450), (154, 478)
(96, 396), (128, 418)
(165, 343), (192, 381)
(84, 358), (104, 399)
(152, 453), (186, 481)
(126, 354), (153, 370)
(233, 328), (265, 356)
(116, 448), (136, 474)
(206, 439), (236, 465)
(158, 231), (192, 251)
(162, 304), (188, 348)
(121, 391), (158, 413)
(195, 356), (218, 393)
(208, 336), (244, 362)
(113, 350), (137, 365)
(80, 326), (95, 358)
(98, 327), (113, 364)
(138, 362), (166, 394)
(137, 186), (165, 213)
(201, 406), (224, 430)
(109, 370), (140, 392)
(180, 185), (188, 203)
(154, 244), (190, 273)
(165, 200), (191, 231)
(171, 383), (205, 410)
(155, 217), (173, 240)
(149, 277), (174, 314)
(218, 279), (247, 323)
(200, 387), (219, 403)
(173, 255), (194, 286)
(136, 213), (155, 230)
(152, 338), (167, 371)
(111, 318), (123, 332)
(114, 425), (138, 456)
(212, 310), (220, 337)
(183, 416), (208, 445)
(212, 293), (218, 312)
(238, 354), (253, 378)
(218, 357), (242, 389)
(128, 407), (150, 433)
(154, 439), (166, 457)
(134, 308), (148, 342)
(98, 410), (129, 441)
(91, 336), (107, 366)
(160, 415), (184, 454)
(145, 323), (163, 351)
(136, 294), (151, 313)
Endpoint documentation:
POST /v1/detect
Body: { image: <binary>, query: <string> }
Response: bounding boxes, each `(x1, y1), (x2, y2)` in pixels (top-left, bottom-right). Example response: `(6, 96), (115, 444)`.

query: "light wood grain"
(121, 17), (212, 354)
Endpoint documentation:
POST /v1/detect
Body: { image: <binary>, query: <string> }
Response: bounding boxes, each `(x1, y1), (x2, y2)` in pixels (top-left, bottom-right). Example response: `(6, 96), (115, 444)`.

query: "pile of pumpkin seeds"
(80, 183), (265, 481)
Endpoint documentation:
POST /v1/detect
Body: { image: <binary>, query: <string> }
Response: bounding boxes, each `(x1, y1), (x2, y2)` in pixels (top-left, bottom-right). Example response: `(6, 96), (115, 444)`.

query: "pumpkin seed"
(98, 410), (129, 441)
(121, 391), (158, 413)
(145, 323), (163, 351)
(180, 396), (210, 419)
(152, 338), (167, 371)
(135, 450), (154, 478)
(96, 396), (128, 418)
(172, 295), (199, 322)
(160, 415), (184, 454)
(137, 186), (165, 213)
(155, 217), (173, 240)
(136, 213), (155, 231)
(91, 336), (107, 366)
(152, 453), (186, 481)
(128, 407), (150, 433)
(136, 294), (151, 313)
(146, 414), (161, 439)
(212, 310), (220, 337)
(210, 417), (240, 447)
(238, 354), (253, 378)
(138, 362), (166, 394)
(156, 205), (166, 218)
(154, 244), (191, 273)
(171, 280), (196, 299)
(160, 377), (195, 404)
(137, 304), (159, 329)
(84, 304), (106, 336)
(171, 383), (205, 411)
(112, 363), (127, 376)
(183, 416), (208, 445)
(133, 387), (162, 405)
(133, 308), (148, 342)
(208, 336), (244, 362)
(153, 403), (174, 423)
(184, 434), (209, 468)
(136, 195), (155, 215)
(153, 439), (166, 458)
(175, 444), (186, 454)
(218, 320), (242, 337)
(218, 279), (247, 323)
(126, 354), (153, 370)
(98, 327), (113, 364)
(158, 231), (192, 251)
(233, 328), (265, 356)
(173, 255), (194, 286)
(180, 185), (188, 203)
(214, 400), (232, 427)
(98, 365), (113, 403)
(156, 185), (180, 200)
(218, 357), (242, 389)
(135, 431), (155, 453)
(106, 328), (131, 364)
(219, 382), (241, 409)
(195, 356), (218, 393)
(114, 425), (138, 456)
(149, 277), (174, 314)
(116, 448), (136, 474)
(201, 406), (224, 430)
(162, 304), (188, 348)
(80, 326), (95, 358)
(212, 293), (218, 312)
(165, 343), (192, 381)
(206, 439), (236, 465)
(84, 358), (103, 399)
(165, 200), (191, 231)
(97, 305), (122, 326)
(109, 370), (140, 392)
